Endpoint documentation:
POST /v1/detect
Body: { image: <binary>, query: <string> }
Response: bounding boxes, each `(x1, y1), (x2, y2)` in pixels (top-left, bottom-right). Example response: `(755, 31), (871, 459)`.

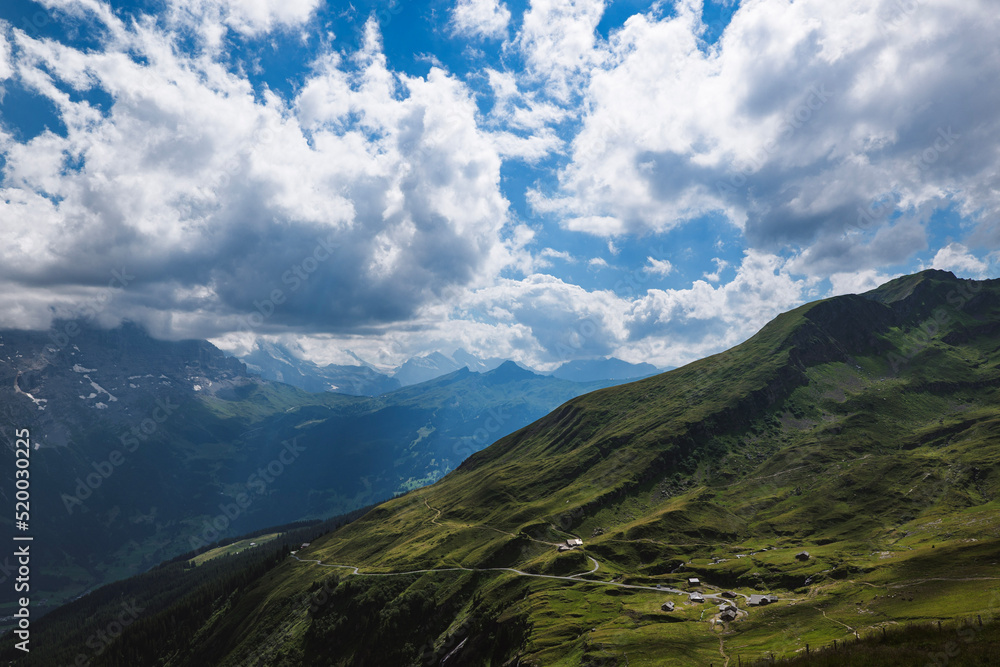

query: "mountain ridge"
(0, 322), (630, 613)
(7, 270), (1000, 666)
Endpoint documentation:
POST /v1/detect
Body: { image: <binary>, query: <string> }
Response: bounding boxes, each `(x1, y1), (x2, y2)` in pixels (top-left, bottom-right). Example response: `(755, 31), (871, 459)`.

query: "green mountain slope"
(8, 270), (1000, 666)
(0, 325), (617, 613)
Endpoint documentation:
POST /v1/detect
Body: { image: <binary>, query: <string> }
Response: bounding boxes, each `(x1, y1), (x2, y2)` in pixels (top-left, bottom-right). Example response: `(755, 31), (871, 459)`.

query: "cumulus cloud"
(929, 243), (991, 279)
(645, 257), (673, 277)
(530, 0), (1000, 278)
(827, 269), (897, 296)
(516, 0), (607, 102)
(2, 0), (998, 373)
(703, 257), (728, 283)
(0, 12), (514, 339)
(452, 0), (511, 39)
(166, 0), (322, 47)
(423, 249), (813, 369)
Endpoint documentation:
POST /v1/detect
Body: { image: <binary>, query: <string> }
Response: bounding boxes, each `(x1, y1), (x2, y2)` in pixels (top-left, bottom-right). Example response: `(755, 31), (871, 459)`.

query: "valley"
(0, 324), (626, 613)
(3, 270), (1000, 665)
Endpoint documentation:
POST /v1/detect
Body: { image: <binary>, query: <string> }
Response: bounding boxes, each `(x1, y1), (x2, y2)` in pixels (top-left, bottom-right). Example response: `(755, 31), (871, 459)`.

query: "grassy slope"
(17, 270), (1000, 666)
(289, 271), (1000, 665)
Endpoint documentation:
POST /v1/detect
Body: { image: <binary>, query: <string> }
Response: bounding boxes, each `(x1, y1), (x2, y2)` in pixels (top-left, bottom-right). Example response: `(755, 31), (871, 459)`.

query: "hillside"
(7, 270), (1000, 666)
(0, 324), (618, 613)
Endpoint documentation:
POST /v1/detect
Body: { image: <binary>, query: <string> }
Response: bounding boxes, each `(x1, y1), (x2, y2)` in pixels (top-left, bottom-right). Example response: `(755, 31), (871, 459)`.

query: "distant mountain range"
(240, 341), (661, 394)
(0, 324), (637, 613)
(240, 340), (401, 395)
(12, 270), (1000, 666)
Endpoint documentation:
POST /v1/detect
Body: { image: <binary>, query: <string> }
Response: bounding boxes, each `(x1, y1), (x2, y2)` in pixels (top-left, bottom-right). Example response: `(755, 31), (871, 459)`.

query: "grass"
(15, 271), (1000, 665)
(191, 532), (282, 566)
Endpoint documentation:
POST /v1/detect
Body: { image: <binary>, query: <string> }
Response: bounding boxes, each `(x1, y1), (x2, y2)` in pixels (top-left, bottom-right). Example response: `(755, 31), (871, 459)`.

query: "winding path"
(813, 606), (855, 634)
(423, 498), (443, 526)
(288, 551), (731, 600)
(568, 556), (601, 578)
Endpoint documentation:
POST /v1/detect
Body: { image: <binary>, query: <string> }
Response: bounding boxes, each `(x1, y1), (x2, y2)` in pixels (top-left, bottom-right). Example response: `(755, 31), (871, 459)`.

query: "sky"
(0, 0), (997, 372)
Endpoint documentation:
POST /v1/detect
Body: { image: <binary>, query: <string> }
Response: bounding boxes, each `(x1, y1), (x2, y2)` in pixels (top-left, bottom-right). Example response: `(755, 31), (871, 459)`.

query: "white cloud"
(427, 250), (812, 369)
(0, 14), (515, 339)
(483, 68), (568, 161)
(929, 243), (991, 279)
(490, 128), (563, 162)
(516, 0), (607, 102)
(561, 214), (624, 235)
(828, 269), (897, 296)
(167, 0), (321, 42)
(645, 257), (673, 277)
(3, 0), (998, 375)
(540, 248), (575, 262)
(530, 0), (1000, 278)
(452, 0), (511, 39)
(0, 32), (13, 82)
(703, 257), (728, 283)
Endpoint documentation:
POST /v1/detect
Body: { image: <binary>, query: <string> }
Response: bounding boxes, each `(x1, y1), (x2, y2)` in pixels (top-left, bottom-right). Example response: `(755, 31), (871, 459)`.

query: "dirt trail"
(424, 498), (443, 526)
(813, 606), (854, 633)
(716, 634), (730, 667)
(288, 552), (721, 597)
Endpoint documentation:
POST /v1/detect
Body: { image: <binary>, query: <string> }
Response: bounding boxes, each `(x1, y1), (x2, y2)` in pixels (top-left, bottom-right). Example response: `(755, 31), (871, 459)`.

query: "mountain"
(12, 270), (1000, 666)
(239, 340), (400, 396)
(0, 328), (622, 615)
(392, 349), (508, 386)
(548, 356), (661, 382)
(241, 342), (651, 392)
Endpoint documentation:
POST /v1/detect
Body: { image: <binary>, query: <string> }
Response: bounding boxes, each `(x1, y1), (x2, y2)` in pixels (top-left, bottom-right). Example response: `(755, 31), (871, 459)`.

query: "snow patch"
(193, 384), (202, 391)
(83, 375), (118, 402)
(14, 372), (47, 410)
(95, 402), (108, 409)
(24, 392), (47, 410)
(73, 364), (97, 373)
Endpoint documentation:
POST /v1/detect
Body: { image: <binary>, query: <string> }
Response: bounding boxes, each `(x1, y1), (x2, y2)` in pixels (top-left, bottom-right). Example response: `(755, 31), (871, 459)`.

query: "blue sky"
(0, 0), (997, 371)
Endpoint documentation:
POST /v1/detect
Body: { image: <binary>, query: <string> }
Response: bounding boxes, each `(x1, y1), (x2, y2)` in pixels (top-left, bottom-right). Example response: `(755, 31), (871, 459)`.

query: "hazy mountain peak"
(483, 359), (539, 382)
(549, 357), (660, 382)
